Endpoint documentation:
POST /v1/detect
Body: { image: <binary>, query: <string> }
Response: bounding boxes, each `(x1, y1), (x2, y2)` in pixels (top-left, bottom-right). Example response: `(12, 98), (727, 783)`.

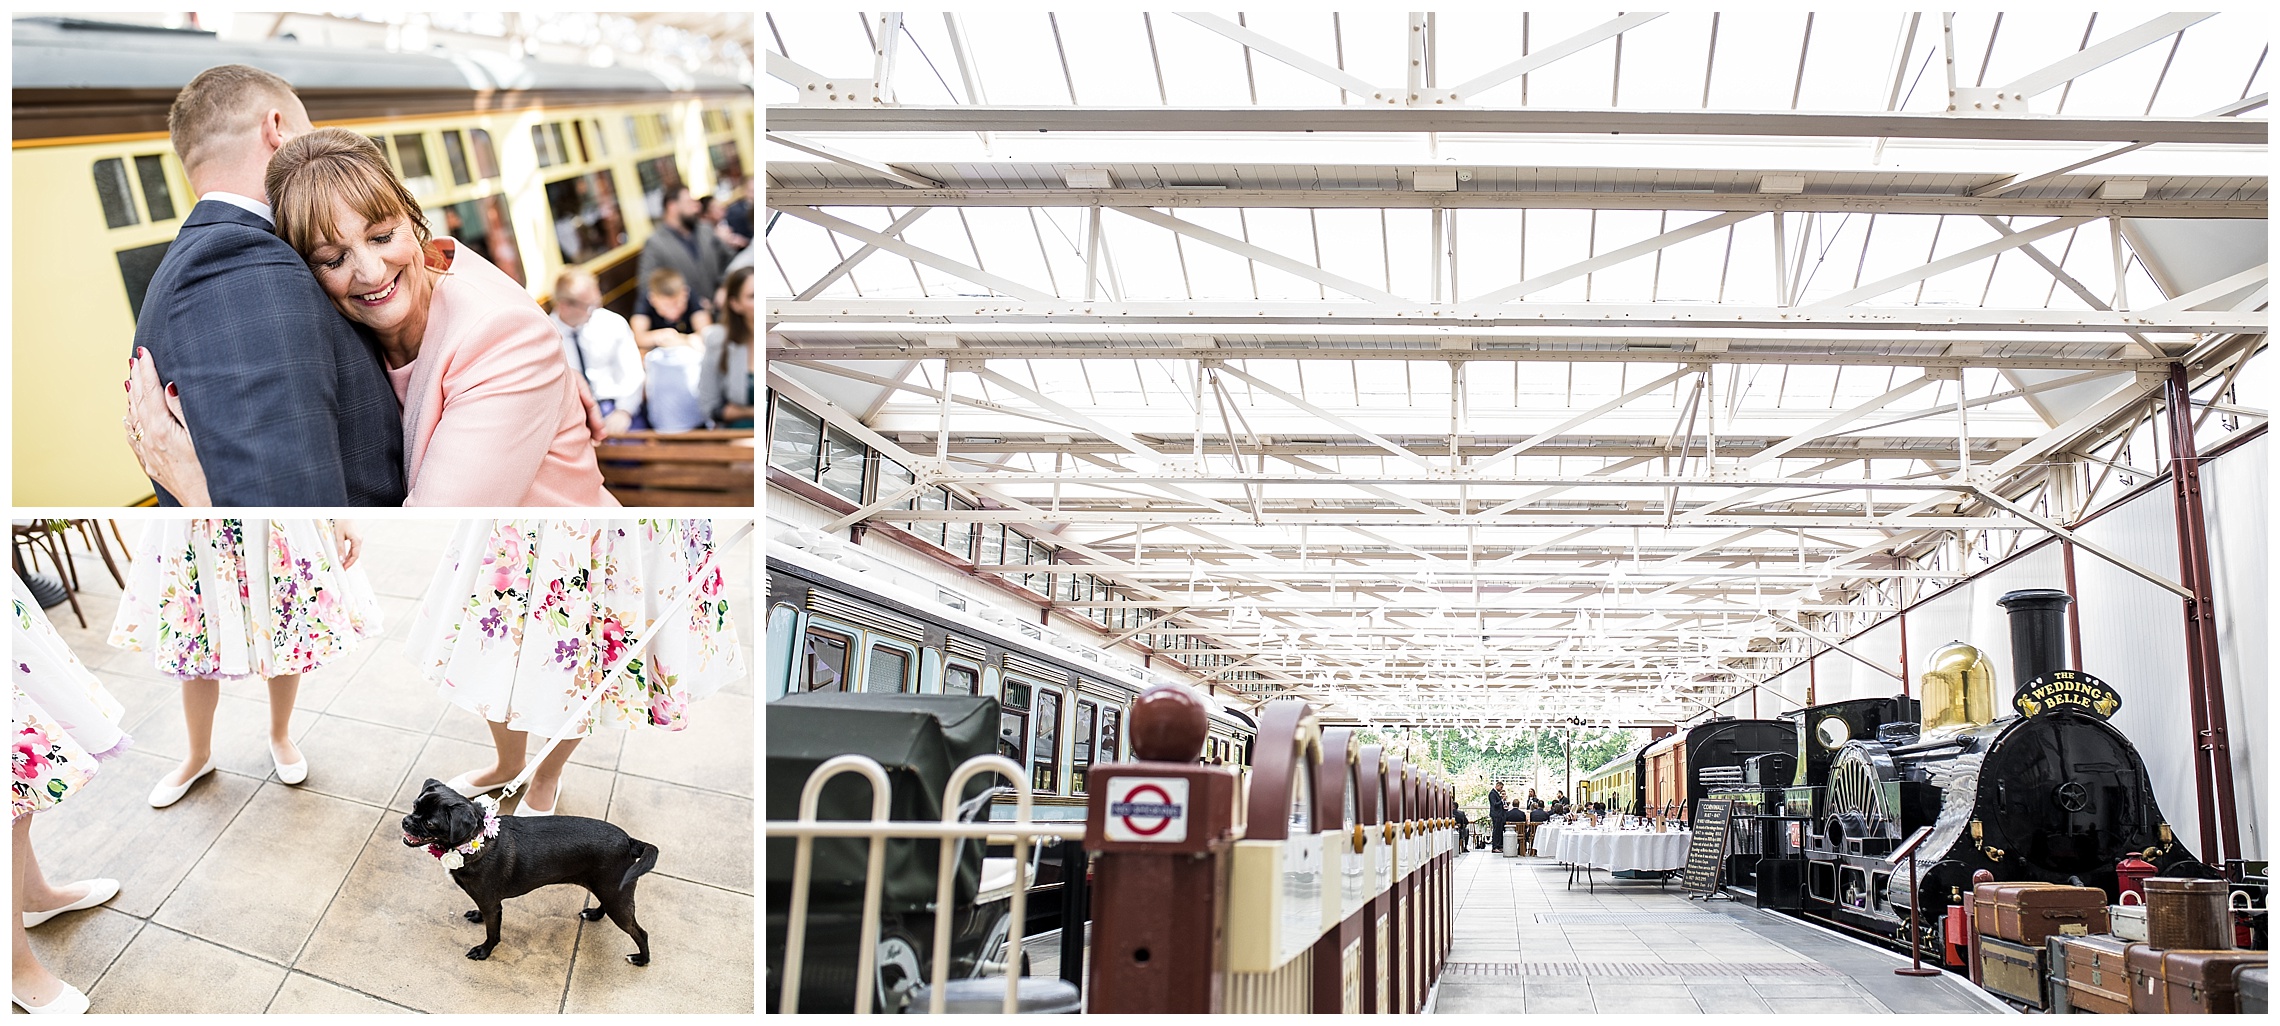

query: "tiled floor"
(16, 519), (755, 1014)
(1432, 849), (2002, 1015)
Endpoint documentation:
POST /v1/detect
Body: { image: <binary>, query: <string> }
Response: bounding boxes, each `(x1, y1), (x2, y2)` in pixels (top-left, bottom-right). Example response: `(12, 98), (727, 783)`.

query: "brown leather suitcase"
(2143, 876), (2232, 951)
(1978, 935), (2047, 1009)
(2053, 933), (2139, 1014)
(1974, 882), (2112, 945)
(2125, 947), (2267, 1014)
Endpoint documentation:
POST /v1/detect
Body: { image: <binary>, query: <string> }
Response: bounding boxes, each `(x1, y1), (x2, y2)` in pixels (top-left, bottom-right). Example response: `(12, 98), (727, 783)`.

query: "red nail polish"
(166, 383), (178, 397)
(124, 380), (131, 392)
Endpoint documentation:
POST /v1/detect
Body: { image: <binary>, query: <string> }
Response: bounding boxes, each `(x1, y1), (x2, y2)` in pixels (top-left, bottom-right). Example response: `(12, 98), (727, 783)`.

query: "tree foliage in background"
(1353, 726), (1643, 810)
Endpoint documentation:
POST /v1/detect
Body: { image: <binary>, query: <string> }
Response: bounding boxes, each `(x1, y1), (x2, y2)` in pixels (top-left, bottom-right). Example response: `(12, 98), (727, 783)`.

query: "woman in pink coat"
(127, 128), (616, 507)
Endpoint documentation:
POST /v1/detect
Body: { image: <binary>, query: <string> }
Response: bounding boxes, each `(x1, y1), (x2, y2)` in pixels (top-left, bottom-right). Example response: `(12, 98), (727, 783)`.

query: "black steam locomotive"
(1715, 589), (2209, 964)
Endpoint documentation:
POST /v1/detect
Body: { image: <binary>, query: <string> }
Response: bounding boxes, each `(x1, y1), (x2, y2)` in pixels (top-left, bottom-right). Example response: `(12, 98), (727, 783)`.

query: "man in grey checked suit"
(130, 64), (405, 505)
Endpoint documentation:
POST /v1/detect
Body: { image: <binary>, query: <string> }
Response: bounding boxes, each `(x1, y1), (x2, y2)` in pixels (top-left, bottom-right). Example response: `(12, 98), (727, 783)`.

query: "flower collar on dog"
(430, 795), (502, 870)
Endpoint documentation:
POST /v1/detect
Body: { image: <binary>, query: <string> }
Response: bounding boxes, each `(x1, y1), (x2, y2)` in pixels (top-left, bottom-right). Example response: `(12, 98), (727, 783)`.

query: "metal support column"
(2164, 364), (2241, 864)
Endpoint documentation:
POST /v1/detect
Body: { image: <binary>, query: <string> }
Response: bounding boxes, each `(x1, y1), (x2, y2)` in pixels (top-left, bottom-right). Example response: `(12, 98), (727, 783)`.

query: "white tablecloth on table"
(1553, 829), (1692, 872)
(1534, 821), (1566, 856)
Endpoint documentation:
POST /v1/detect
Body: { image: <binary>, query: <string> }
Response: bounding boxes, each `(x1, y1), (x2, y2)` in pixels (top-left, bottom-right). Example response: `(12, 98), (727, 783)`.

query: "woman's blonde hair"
(266, 126), (441, 267)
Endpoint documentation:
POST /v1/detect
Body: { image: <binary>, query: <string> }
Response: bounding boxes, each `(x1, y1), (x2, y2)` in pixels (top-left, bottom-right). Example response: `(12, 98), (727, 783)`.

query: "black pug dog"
(401, 778), (660, 964)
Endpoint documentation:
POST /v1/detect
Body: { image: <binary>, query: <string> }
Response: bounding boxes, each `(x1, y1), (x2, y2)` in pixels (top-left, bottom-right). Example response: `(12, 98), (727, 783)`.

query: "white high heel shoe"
(147, 759), (214, 808)
(10, 981), (90, 1014)
(444, 771), (504, 798)
(21, 879), (119, 929)
(272, 743), (308, 785)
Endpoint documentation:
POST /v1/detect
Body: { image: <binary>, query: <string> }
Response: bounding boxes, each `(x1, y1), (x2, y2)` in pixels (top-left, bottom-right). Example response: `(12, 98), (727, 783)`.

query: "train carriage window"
(1072, 700), (1098, 794)
(532, 122), (571, 169)
(1031, 688), (1061, 793)
(392, 133), (436, 194)
(569, 120), (592, 165)
(802, 627), (852, 692)
(999, 681), (1032, 763)
(469, 129), (501, 180)
(1100, 707), (1122, 764)
(543, 170), (629, 264)
(93, 158), (138, 229)
(865, 643), (912, 693)
(767, 400), (823, 478)
(587, 118), (609, 158)
(942, 662), (979, 696)
(634, 156), (685, 223)
(440, 130), (473, 186)
(818, 426), (866, 502)
(116, 241), (172, 323)
(367, 136), (390, 165)
(708, 140), (744, 180)
(133, 155), (176, 222)
(624, 115), (645, 150)
(425, 195), (525, 286)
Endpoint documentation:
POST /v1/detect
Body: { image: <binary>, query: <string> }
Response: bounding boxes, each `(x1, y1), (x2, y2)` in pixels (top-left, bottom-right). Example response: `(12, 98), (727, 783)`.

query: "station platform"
(1434, 850), (2005, 1015)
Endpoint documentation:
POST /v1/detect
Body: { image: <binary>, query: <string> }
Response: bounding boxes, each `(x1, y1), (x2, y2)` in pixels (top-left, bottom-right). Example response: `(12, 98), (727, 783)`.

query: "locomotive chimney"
(1996, 589), (2074, 696)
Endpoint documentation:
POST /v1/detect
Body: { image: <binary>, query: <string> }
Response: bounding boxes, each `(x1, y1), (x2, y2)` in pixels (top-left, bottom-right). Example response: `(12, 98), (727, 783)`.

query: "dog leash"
(489, 519), (754, 806)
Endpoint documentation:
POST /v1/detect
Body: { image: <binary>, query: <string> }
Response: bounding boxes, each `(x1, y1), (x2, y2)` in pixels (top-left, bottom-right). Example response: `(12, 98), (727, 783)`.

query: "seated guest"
(643, 344), (704, 433)
(631, 268), (708, 352)
(549, 268), (644, 434)
(698, 266), (755, 428)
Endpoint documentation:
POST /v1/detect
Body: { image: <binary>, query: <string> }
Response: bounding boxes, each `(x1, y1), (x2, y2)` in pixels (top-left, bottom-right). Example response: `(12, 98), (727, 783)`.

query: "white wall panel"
(2199, 432), (2268, 858)
(2074, 485), (2201, 858)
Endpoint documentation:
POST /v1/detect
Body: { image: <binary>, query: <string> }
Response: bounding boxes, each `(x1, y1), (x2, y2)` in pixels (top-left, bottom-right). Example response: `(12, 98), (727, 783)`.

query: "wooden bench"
(598, 429), (755, 506)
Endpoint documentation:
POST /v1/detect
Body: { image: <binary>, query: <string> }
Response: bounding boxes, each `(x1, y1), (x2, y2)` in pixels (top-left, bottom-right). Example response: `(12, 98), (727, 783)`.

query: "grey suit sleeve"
(156, 229), (357, 505)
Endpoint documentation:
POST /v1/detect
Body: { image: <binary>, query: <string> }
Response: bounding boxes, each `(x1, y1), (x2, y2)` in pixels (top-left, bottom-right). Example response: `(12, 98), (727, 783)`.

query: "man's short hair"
(665, 183), (693, 205)
(646, 267), (687, 298)
(554, 267), (599, 299)
(168, 64), (298, 172)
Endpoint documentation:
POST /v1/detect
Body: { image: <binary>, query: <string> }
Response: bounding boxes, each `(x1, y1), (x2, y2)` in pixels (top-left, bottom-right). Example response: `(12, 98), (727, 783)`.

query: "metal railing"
(768, 753), (1083, 1014)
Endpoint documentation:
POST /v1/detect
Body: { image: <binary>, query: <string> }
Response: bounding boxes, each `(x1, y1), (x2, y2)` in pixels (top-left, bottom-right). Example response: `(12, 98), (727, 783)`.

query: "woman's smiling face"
(309, 199), (429, 333)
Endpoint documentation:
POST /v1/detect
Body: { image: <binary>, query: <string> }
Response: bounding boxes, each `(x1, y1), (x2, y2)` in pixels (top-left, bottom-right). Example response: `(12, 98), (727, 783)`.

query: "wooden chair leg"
(76, 519), (126, 589)
(108, 519), (132, 562)
(33, 530), (84, 628)
(50, 526), (81, 593)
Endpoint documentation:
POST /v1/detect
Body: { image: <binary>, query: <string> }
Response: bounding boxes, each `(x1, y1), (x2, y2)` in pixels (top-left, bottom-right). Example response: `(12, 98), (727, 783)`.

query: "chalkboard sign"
(1683, 799), (1734, 896)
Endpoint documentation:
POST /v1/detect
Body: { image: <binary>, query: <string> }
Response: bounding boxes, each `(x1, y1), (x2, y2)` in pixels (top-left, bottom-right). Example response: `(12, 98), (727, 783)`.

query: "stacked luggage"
(2032, 874), (2269, 1014)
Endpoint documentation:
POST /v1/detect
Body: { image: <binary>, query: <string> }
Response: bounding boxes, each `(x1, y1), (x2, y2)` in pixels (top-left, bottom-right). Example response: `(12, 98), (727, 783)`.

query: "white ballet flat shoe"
(271, 744), (308, 785)
(516, 781), (563, 818)
(21, 879), (119, 929)
(147, 759), (215, 808)
(444, 771), (505, 798)
(10, 981), (90, 1014)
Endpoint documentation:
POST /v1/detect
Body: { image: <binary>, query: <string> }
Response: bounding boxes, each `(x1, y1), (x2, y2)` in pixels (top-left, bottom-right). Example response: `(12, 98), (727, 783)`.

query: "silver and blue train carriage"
(12, 16), (754, 505)
(766, 544), (1260, 810)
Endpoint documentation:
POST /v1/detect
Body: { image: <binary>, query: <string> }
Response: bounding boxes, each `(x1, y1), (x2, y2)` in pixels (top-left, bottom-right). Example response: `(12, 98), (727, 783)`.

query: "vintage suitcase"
(2143, 876), (2231, 950)
(2046, 936), (2074, 1014)
(2124, 947), (2267, 1014)
(1979, 935), (2047, 1009)
(2054, 933), (2139, 1015)
(2237, 965), (2267, 1015)
(1974, 882), (2112, 945)
(2111, 891), (2147, 942)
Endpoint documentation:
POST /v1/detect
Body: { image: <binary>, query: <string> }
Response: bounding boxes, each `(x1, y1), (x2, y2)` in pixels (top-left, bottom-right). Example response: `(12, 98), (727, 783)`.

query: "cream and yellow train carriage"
(11, 17), (753, 505)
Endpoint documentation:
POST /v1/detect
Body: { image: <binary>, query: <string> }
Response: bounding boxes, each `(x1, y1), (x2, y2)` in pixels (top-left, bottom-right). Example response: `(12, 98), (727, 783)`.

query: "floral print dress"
(407, 520), (743, 739)
(109, 520), (381, 681)
(14, 575), (131, 820)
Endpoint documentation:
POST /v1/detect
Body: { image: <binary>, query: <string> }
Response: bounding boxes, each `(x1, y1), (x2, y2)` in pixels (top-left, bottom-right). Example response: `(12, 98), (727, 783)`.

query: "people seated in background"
(549, 268), (644, 435)
(718, 176), (752, 252)
(631, 268), (708, 351)
(1526, 787), (1545, 811)
(1551, 791), (1571, 815)
(635, 182), (729, 326)
(698, 266), (755, 428)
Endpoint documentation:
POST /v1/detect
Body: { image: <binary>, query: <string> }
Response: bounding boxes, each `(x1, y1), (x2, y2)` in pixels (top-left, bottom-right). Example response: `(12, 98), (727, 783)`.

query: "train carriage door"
(1030, 686), (1062, 793)
(1099, 705), (1123, 765)
(941, 660), (980, 696)
(863, 639), (916, 693)
(801, 623), (854, 693)
(999, 680), (1033, 766)
(1071, 698), (1098, 794)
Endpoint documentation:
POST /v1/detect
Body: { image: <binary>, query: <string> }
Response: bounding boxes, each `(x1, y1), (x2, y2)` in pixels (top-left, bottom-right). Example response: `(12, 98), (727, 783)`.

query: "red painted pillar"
(2165, 364), (2241, 864)
(1085, 686), (1240, 1013)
